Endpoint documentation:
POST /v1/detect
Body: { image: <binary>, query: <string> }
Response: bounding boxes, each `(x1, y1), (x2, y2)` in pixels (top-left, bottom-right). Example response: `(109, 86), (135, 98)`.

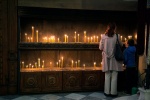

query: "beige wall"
(18, 0), (138, 11)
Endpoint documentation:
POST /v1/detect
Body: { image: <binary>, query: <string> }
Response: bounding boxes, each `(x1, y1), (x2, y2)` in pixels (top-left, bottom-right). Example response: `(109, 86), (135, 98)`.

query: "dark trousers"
(125, 67), (137, 94)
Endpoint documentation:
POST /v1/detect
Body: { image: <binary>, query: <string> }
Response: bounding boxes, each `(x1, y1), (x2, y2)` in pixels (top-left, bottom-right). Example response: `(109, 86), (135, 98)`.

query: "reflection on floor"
(0, 91), (139, 100)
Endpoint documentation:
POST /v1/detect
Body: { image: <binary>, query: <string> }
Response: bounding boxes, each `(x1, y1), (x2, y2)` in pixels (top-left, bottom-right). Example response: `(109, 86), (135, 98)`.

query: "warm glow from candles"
(36, 30), (38, 42)
(25, 33), (27, 42)
(56, 62), (58, 67)
(22, 61), (24, 68)
(32, 26), (34, 42)
(38, 58), (40, 68)
(67, 35), (68, 42)
(78, 34), (79, 42)
(125, 38), (127, 42)
(42, 60), (44, 68)
(75, 31), (76, 42)
(135, 34), (137, 39)
(71, 60), (74, 68)
(83, 64), (85, 69)
(94, 62), (96, 67)
(35, 62), (37, 68)
(88, 37), (90, 43)
(121, 36), (122, 41)
(64, 34), (67, 42)
(75, 61), (77, 68)
(58, 38), (59, 42)
(59, 60), (61, 68)
(78, 60), (80, 67)
(61, 57), (63, 68)
(91, 37), (93, 42)
(97, 36), (99, 42)
(50, 62), (52, 67)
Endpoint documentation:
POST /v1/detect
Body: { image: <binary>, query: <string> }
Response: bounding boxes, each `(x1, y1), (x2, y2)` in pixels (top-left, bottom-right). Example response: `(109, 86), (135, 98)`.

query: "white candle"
(32, 26), (34, 42)
(59, 60), (61, 68)
(78, 34), (79, 42)
(56, 62), (58, 67)
(78, 60), (80, 67)
(75, 31), (76, 42)
(84, 31), (86, 42)
(25, 33), (27, 42)
(91, 37), (93, 42)
(88, 37), (89, 43)
(36, 30), (38, 42)
(61, 57), (63, 68)
(71, 60), (74, 68)
(94, 62), (96, 67)
(50, 62), (52, 67)
(58, 38), (59, 42)
(83, 64), (85, 69)
(29, 63), (31, 68)
(121, 36), (122, 41)
(97, 36), (99, 42)
(22, 61), (24, 68)
(42, 60), (44, 68)
(75, 61), (77, 68)
(64, 34), (67, 42)
(35, 62), (37, 68)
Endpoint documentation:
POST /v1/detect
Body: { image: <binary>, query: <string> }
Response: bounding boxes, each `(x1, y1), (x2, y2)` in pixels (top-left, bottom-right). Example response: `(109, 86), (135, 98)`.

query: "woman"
(99, 23), (123, 97)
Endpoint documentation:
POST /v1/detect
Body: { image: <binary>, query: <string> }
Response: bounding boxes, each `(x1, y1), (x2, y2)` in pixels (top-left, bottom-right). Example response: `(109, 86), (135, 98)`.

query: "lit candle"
(61, 57), (63, 68)
(56, 62), (58, 67)
(30, 37), (33, 42)
(22, 61), (24, 68)
(75, 31), (76, 42)
(84, 31), (86, 42)
(58, 38), (59, 42)
(88, 37), (89, 43)
(135, 34), (137, 40)
(32, 65), (34, 68)
(125, 38), (127, 42)
(97, 36), (99, 42)
(36, 30), (38, 42)
(78, 34), (79, 42)
(50, 62), (52, 67)
(78, 60), (80, 67)
(71, 60), (74, 68)
(38, 58), (40, 68)
(59, 60), (61, 68)
(94, 62), (96, 68)
(28, 37), (30, 42)
(42, 60), (44, 68)
(35, 62), (37, 68)
(32, 26), (34, 42)
(83, 64), (85, 69)
(121, 36), (122, 41)
(75, 61), (77, 68)
(26, 65), (28, 68)
(64, 34), (67, 42)
(67, 35), (68, 42)
(91, 37), (93, 42)
(29, 63), (31, 68)
(25, 33), (27, 42)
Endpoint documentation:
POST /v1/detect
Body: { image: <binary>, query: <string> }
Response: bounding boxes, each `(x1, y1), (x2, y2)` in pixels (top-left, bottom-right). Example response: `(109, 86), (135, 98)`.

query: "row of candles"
(23, 26), (137, 43)
(20, 58), (100, 69)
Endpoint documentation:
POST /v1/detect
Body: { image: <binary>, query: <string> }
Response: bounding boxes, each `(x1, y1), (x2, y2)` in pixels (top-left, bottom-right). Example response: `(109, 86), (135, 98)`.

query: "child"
(123, 39), (137, 94)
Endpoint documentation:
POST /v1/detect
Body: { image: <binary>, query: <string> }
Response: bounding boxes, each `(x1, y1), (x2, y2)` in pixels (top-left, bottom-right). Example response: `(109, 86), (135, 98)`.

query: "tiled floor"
(0, 91), (139, 100)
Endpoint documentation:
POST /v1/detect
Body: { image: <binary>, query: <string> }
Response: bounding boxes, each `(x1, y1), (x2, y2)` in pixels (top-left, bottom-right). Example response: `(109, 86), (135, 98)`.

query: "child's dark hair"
(127, 39), (135, 46)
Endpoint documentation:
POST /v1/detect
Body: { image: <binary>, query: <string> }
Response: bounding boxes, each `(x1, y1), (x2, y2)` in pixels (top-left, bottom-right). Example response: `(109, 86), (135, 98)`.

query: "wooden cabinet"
(20, 72), (41, 93)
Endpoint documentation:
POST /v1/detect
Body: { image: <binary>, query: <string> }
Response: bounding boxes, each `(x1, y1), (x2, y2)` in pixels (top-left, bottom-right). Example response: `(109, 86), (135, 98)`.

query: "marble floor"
(0, 91), (139, 100)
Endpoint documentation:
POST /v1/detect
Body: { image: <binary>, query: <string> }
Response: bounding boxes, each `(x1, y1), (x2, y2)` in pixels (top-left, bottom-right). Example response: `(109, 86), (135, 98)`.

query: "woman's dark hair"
(127, 39), (135, 46)
(105, 22), (116, 37)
